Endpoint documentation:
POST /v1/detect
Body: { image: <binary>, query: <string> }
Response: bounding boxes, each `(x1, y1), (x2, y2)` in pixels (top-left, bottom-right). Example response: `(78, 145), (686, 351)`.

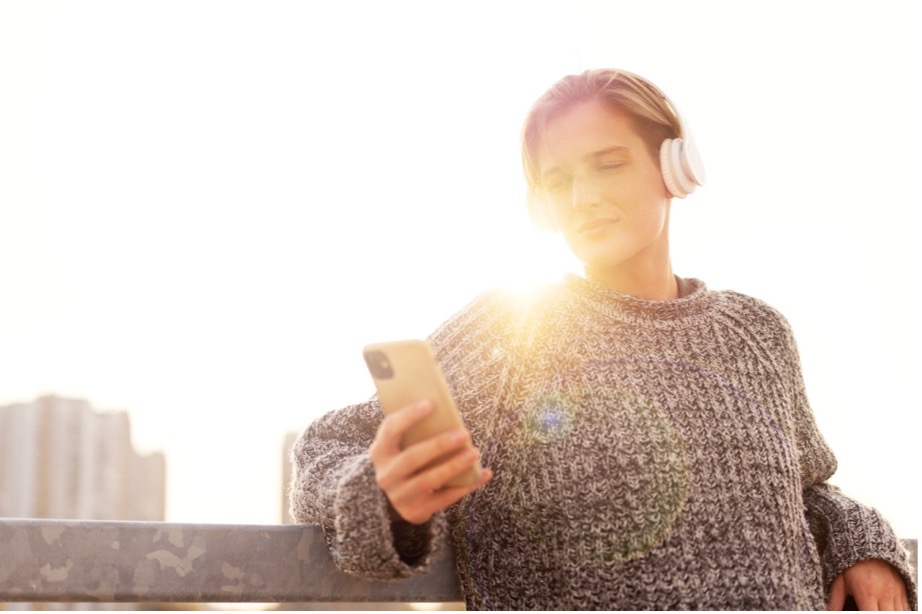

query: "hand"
(828, 559), (910, 610)
(369, 399), (492, 525)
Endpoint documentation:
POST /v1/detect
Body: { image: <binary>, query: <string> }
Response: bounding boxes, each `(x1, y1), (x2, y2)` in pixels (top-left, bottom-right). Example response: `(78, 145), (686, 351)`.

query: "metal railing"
(0, 519), (461, 604)
(0, 518), (916, 606)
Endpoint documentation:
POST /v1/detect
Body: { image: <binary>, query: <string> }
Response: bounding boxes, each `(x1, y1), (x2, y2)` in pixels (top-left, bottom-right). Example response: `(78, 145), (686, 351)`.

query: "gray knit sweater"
(290, 275), (917, 610)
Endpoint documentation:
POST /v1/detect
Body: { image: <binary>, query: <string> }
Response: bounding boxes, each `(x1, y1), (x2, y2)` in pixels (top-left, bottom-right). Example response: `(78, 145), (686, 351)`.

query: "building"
(0, 395), (165, 521)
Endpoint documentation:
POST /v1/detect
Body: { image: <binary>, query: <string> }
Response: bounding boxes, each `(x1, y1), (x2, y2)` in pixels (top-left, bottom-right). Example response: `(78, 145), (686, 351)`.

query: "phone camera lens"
(364, 350), (394, 379)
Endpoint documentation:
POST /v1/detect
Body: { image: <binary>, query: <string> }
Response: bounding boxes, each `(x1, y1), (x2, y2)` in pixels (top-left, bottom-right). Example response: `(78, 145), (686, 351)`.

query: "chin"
(570, 242), (629, 272)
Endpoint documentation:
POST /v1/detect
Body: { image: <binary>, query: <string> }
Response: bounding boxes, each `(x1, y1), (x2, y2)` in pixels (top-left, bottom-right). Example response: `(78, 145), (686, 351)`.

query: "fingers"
(422, 467), (493, 512)
(376, 435), (476, 504)
(388, 442), (478, 493)
(370, 399), (434, 461)
(369, 399), (491, 525)
(374, 424), (473, 487)
(852, 580), (911, 611)
(834, 559), (911, 611)
(828, 575), (846, 610)
(389, 466), (493, 525)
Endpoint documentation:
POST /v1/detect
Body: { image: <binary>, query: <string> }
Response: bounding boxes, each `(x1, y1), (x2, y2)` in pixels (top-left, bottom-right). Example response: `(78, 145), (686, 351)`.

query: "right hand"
(369, 399), (492, 525)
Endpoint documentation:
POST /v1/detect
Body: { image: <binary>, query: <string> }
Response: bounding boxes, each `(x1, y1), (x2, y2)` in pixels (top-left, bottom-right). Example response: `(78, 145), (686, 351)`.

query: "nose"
(571, 175), (601, 211)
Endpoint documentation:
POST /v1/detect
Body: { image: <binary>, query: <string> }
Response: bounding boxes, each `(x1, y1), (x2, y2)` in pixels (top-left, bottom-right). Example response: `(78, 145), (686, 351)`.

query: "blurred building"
(0, 395), (165, 521)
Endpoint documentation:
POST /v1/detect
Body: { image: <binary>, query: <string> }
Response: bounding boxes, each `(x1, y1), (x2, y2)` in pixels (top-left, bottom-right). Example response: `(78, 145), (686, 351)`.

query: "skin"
(368, 95), (909, 609)
(535, 98), (678, 299)
(369, 399), (491, 525)
(828, 559), (910, 611)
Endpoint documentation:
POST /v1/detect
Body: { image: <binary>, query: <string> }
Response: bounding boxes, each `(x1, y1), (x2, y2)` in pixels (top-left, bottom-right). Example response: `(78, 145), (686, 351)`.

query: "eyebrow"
(539, 146), (630, 183)
(584, 146), (629, 161)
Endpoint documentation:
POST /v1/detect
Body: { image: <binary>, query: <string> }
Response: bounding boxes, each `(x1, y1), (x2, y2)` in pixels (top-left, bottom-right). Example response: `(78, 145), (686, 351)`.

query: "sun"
(489, 223), (582, 292)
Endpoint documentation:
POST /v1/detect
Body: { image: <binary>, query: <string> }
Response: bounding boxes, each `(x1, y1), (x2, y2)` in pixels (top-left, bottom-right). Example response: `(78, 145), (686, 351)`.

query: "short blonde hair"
(521, 69), (683, 198)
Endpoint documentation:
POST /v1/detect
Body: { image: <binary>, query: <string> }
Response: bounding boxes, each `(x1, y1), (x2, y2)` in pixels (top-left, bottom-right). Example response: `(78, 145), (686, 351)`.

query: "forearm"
(289, 402), (445, 579)
(806, 483), (917, 609)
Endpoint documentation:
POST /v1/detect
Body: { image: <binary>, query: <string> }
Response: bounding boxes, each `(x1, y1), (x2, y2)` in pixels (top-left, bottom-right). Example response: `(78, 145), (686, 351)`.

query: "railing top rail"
(2, 519), (916, 605)
(0, 519), (462, 603)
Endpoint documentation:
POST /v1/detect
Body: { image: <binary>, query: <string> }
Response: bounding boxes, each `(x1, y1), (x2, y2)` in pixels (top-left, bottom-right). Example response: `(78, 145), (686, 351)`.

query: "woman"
(290, 69), (914, 610)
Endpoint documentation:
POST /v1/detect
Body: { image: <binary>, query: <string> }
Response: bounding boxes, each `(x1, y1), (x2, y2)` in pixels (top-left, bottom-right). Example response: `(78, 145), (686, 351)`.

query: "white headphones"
(529, 70), (706, 229)
(657, 88), (706, 199)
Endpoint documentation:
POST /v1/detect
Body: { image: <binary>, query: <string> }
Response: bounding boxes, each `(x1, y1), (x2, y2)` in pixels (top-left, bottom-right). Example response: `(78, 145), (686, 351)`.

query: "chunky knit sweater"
(290, 275), (917, 610)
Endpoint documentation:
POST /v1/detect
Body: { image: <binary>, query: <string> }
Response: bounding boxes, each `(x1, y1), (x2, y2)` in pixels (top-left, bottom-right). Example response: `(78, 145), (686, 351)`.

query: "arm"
(289, 398), (449, 579)
(771, 310), (917, 609)
(807, 484), (915, 610)
(288, 288), (512, 579)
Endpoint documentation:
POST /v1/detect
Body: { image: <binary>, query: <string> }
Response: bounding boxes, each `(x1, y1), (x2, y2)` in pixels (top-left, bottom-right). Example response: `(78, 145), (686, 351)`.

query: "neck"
(583, 229), (678, 299)
(582, 221), (678, 299)
(578, 203), (678, 300)
(584, 265), (679, 300)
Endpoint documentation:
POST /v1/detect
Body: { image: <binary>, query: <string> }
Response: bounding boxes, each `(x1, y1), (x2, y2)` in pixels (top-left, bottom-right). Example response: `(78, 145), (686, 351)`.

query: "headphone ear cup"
(680, 137), (706, 189)
(660, 138), (700, 198)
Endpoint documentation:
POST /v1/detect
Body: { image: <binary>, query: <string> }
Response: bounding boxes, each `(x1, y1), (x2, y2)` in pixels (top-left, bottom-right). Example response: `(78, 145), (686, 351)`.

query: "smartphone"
(363, 339), (481, 488)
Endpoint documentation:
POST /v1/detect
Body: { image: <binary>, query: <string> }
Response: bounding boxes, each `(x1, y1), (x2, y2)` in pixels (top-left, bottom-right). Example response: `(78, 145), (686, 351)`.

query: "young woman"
(290, 69), (914, 610)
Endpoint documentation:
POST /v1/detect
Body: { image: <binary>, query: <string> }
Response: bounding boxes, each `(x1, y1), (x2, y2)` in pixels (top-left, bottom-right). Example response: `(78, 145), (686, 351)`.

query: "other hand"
(828, 558), (910, 610)
(369, 399), (492, 525)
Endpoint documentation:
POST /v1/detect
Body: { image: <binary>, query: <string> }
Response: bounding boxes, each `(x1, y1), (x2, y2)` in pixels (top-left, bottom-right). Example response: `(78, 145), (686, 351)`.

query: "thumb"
(828, 575), (847, 610)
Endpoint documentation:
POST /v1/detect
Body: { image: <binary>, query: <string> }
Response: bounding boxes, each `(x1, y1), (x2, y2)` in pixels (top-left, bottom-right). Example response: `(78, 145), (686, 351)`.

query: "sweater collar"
(563, 273), (711, 325)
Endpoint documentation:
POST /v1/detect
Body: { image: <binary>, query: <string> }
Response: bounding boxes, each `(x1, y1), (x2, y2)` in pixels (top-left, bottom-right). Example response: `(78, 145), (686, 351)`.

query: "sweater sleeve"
(288, 398), (448, 579)
(772, 309), (918, 607)
(806, 483), (918, 608)
(287, 288), (515, 580)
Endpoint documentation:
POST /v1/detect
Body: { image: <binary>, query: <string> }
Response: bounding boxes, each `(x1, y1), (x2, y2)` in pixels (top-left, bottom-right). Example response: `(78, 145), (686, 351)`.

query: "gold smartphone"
(363, 339), (481, 487)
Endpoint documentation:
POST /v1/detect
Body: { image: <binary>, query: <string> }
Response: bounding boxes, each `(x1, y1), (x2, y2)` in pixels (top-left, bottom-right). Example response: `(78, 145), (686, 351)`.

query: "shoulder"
(469, 282), (568, 314)
(436, 282), (566, 332)
(709, 287), (791, 325)
(708, 287), (800, 353)
(427, 282), (568, 357)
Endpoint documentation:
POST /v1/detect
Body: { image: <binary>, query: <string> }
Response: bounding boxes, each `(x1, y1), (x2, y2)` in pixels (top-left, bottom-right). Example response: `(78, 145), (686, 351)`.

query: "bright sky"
(1, 1), (918, 540)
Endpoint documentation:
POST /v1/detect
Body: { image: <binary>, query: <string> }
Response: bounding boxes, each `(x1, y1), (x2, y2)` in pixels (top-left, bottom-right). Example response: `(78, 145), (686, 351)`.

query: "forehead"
(536, 98), (646, 174)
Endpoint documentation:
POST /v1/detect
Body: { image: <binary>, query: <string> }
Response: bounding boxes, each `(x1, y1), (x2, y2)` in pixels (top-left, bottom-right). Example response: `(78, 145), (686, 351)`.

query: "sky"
(1, 0), (918, 540)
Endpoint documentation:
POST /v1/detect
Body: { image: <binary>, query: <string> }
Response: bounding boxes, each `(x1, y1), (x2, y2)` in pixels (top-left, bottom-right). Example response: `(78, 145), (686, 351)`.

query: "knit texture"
(290, 275), (917, 610)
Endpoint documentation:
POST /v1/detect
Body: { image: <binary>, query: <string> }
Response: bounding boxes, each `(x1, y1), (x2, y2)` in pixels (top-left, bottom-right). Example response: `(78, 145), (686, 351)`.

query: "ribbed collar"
(562, 273), (712, 326)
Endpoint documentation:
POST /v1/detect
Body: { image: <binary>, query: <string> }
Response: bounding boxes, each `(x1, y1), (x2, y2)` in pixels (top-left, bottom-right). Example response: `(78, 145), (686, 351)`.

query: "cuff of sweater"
(330, 453), (446, 580)
(820, 498), (918, 609)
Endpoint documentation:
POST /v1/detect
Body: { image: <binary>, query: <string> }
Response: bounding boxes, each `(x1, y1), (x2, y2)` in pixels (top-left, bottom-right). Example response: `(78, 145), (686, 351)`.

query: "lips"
(577, 218), (619, 234)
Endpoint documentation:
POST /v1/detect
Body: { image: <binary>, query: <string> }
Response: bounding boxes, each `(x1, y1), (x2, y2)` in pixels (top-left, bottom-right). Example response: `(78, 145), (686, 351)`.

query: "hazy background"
(1, 0), (918, 539)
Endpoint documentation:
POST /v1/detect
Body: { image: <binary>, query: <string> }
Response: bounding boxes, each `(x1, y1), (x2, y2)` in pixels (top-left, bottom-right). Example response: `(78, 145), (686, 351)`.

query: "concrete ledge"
(0, 519), (462, 603)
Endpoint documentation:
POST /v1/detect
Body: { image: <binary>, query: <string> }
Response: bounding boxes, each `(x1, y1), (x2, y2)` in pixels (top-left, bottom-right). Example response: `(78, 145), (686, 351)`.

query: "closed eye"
(542, 174), (572, 195)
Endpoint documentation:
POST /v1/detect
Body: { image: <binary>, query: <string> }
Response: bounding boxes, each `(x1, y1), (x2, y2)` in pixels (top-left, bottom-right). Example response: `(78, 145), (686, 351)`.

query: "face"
(535, 97), (672, 283)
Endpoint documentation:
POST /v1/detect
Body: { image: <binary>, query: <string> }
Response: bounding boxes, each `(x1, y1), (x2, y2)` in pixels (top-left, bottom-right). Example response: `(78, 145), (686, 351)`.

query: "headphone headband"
(611, 70), (706, 198)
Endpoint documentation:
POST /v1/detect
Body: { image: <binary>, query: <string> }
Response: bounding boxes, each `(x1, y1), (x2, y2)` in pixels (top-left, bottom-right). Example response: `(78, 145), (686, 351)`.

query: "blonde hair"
(521, 69), (683, 199)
